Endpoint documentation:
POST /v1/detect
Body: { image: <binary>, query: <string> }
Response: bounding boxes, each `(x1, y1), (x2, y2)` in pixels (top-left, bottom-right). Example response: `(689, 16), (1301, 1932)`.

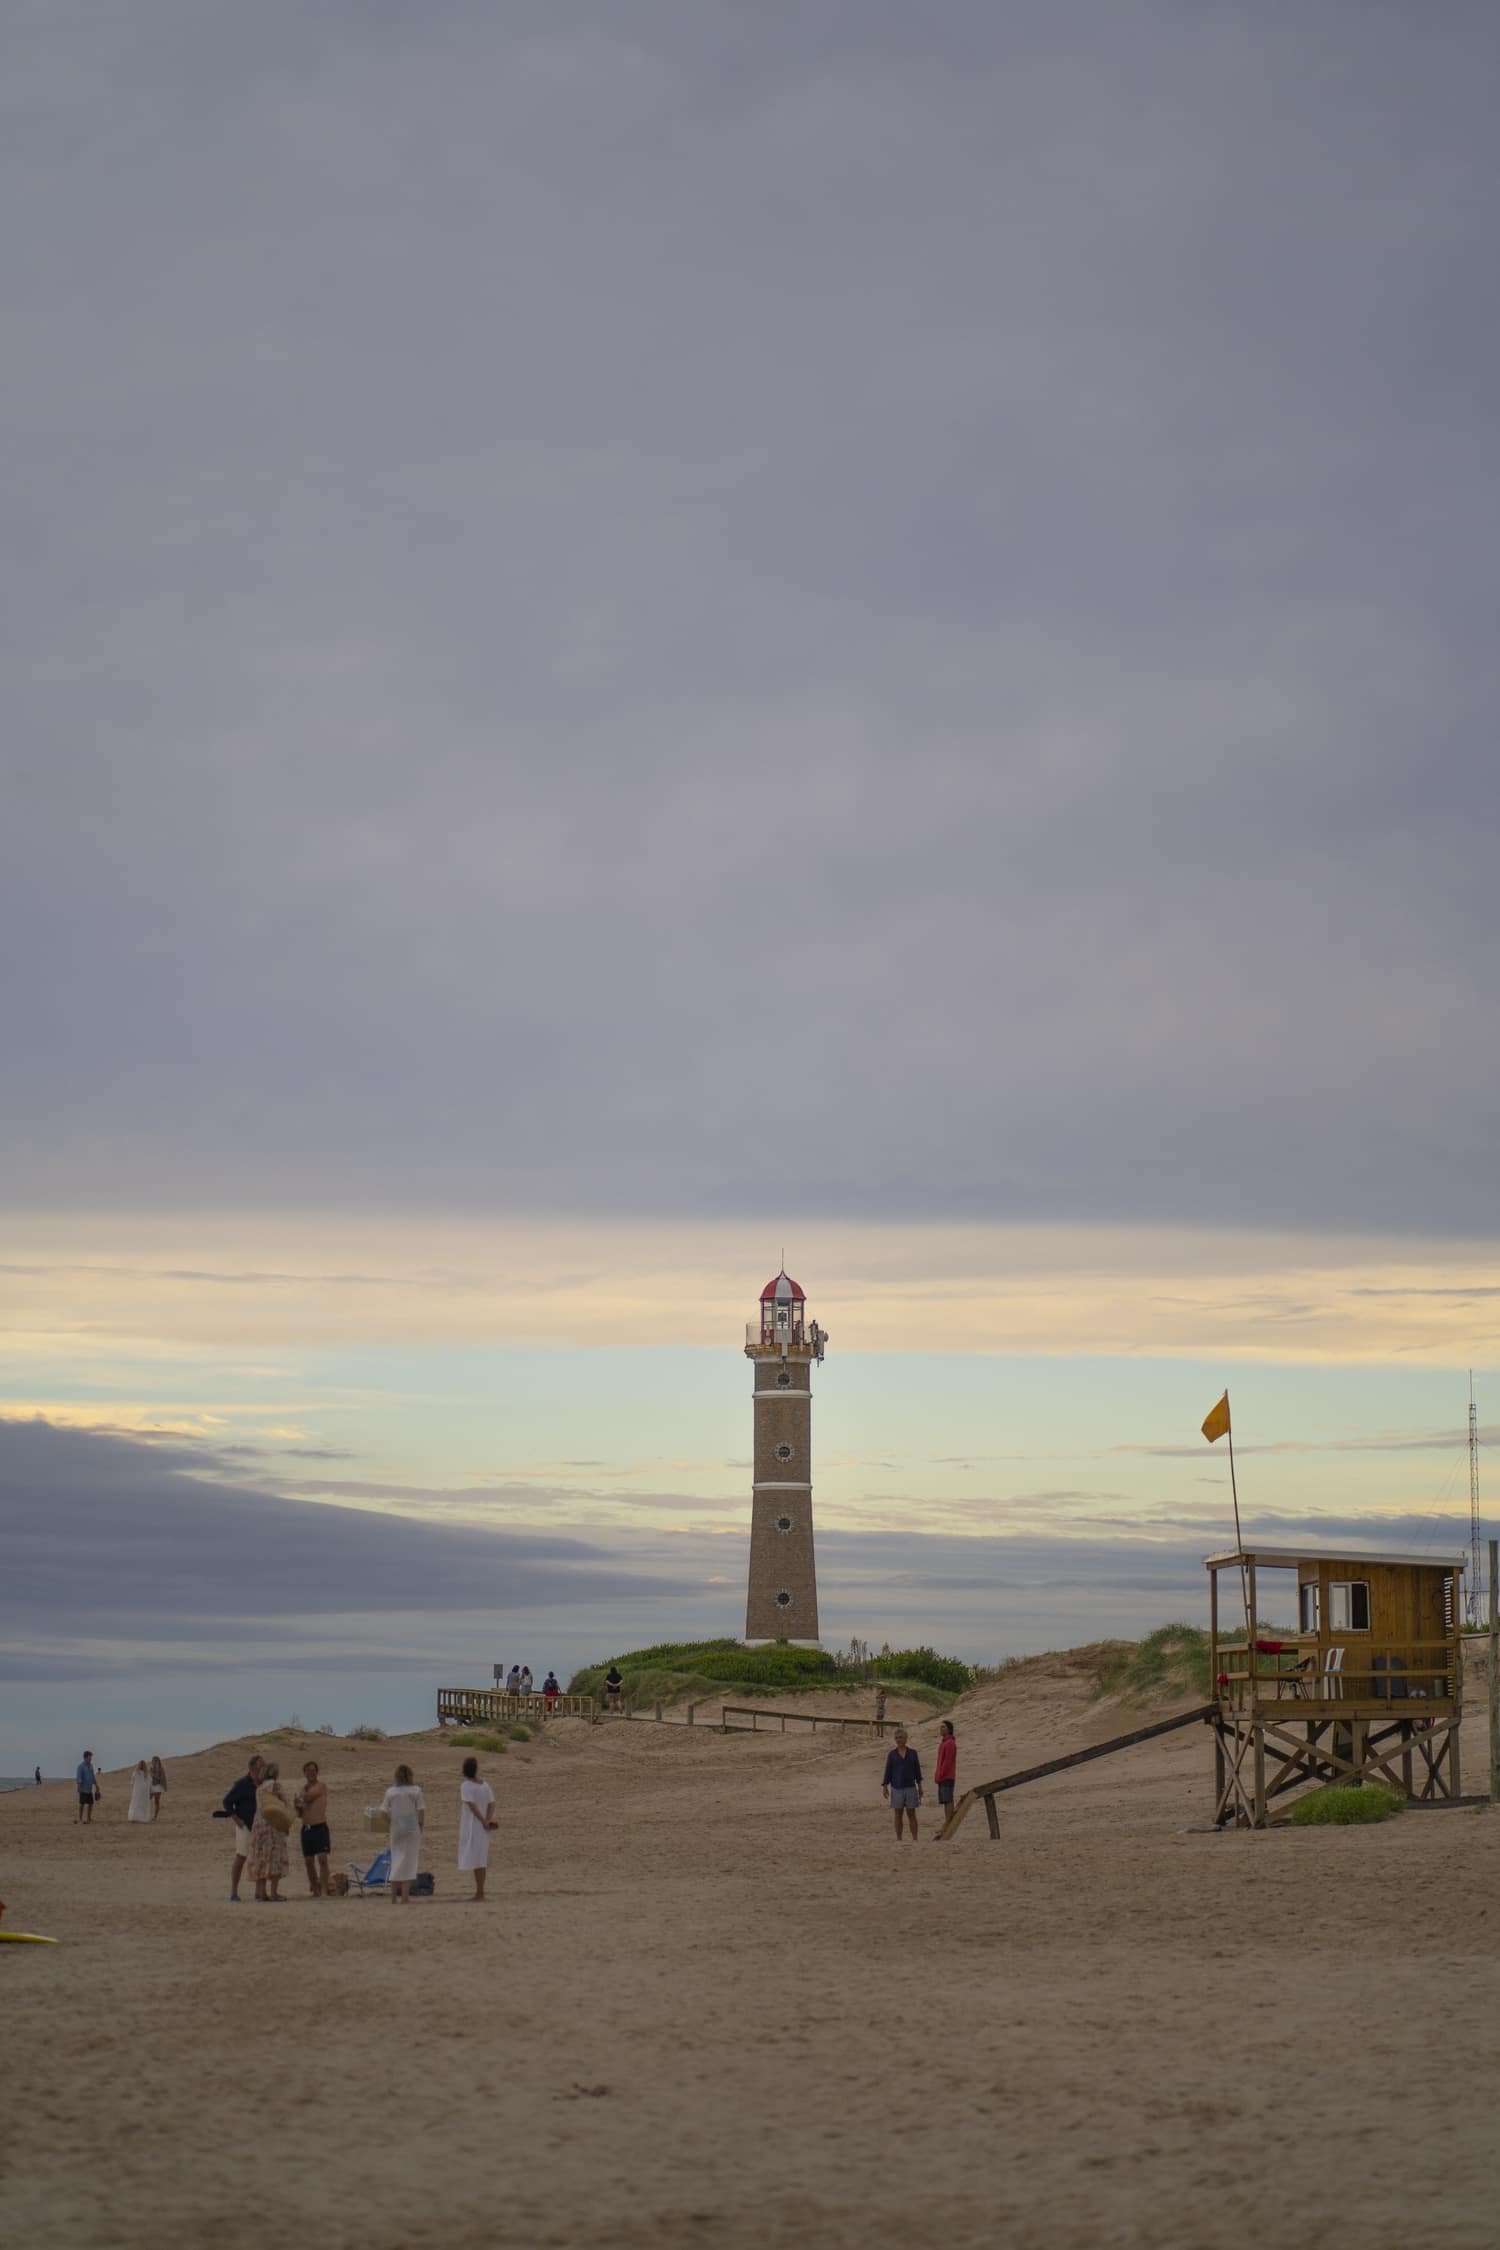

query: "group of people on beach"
(214, 1751), (500, 1903)
(880, 1719), (958, 1840)
(73, 1751), (168, 1823)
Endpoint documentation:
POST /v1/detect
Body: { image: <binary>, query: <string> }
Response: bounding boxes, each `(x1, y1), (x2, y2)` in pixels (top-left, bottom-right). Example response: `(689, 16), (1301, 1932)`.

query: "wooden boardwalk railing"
(720, 1704), (884, 1736)
(936, 1703), (1215, 1840)
(437, 1687), (598, 1726)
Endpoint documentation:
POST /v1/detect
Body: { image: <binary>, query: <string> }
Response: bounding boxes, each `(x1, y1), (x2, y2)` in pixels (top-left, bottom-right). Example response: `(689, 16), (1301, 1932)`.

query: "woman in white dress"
(127, 1761), (152, 1822)
(457, 1755), (498, 1901)
(381, 1764), (426, 1902)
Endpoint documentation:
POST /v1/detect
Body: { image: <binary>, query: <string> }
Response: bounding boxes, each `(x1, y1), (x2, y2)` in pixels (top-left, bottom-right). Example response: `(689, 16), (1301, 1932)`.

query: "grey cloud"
(0, 1418), (694, 1631)
(1118, 1427), (1500, 1459)
(3, 5), (1499, 1233)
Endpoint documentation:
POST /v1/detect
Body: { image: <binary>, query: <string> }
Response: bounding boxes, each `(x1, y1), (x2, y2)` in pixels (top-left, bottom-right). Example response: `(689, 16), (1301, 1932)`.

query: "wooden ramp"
(935, 1702), (1215, 1841)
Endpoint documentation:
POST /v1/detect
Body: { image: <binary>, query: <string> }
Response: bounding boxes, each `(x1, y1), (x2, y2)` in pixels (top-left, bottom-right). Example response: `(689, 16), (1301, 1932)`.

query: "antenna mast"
(1468, 1373), (1482, 1628)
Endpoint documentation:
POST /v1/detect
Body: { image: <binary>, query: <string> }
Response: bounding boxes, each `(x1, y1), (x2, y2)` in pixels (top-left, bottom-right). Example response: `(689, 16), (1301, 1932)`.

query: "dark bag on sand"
(411, 1872), (435, 1896)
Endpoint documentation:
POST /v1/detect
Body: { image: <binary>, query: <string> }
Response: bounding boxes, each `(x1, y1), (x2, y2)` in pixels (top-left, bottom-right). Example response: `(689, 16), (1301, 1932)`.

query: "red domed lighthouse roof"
(760, 1271), (806, 1303)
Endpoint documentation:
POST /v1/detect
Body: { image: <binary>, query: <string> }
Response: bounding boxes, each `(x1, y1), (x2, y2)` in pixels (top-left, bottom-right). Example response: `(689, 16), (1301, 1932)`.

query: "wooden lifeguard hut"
(1206, 1542), (1465, 1827)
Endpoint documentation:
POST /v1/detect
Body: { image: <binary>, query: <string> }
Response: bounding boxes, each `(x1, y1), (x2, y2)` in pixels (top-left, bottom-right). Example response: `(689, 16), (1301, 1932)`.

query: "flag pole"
(1226, 1404), (1252, 1636)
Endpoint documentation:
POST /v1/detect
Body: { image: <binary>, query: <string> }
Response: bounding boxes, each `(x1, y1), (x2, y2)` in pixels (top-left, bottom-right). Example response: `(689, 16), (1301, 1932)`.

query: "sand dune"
(4, 1655), (1498, 2250)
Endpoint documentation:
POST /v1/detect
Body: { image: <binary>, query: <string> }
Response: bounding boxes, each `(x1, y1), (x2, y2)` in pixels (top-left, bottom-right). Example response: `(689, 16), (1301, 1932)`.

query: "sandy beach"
(4, 1658), (1498, 2250)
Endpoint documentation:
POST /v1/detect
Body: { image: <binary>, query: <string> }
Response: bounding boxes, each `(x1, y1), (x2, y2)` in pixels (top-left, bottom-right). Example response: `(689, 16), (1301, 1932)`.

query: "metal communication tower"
(1468, 1375), (1482, 1628)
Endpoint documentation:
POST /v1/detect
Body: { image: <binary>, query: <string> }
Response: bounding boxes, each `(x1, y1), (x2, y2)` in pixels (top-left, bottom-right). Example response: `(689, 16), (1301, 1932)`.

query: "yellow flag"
(1201, 1392), (1231, 1444)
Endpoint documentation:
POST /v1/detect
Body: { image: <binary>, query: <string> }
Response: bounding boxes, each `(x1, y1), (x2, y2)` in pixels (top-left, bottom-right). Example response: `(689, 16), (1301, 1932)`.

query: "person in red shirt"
(934, 1721), (958, 1819)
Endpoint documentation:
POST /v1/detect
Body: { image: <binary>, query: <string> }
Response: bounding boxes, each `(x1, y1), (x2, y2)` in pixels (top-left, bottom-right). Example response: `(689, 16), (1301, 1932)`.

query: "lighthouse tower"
(744, 1270), (828, 1644)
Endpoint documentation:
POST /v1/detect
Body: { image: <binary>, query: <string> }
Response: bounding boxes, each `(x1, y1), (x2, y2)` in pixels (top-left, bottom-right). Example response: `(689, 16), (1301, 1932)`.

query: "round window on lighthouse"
(776, 1371), (791, 1387)
(776, 1514), (792, 1533)
(776, 1591), (792, 1608)
(776, 1443), (793, 1461)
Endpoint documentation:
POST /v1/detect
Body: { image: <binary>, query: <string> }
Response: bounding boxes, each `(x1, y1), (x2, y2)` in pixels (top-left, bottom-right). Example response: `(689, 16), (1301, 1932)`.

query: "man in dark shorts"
(297, 1759), (332, 1896)
(881, 1727), (923, 1841)
(75, 1750), (100, 1822)
(604, 1665), (623, 1713)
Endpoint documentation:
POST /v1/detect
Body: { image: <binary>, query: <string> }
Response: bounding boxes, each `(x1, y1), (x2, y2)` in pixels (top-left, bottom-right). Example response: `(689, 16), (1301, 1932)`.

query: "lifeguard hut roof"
(761, 1272), (805, 1303)
(1204, 1542), (1465, 1573)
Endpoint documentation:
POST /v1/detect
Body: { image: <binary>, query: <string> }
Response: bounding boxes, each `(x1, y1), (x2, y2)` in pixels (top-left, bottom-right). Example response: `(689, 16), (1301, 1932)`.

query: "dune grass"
(448, 1732), (508, 1754)
(1292, 1785), (1404, 1827)
(568, 1639), (968, 1714)
(1095, 1625), (1213, 1702)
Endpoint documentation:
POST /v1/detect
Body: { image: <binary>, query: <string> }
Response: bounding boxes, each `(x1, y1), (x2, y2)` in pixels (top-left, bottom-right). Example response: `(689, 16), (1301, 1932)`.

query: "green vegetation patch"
(1096, 1625), (1213, 1702)
(449, 1732), (508, 1754)
(508, 1725), (531, 1741)
(1291, 1785), (1405, 1827)
(870, 1646), (973, 1694)
(568, 1638), (970, 1712)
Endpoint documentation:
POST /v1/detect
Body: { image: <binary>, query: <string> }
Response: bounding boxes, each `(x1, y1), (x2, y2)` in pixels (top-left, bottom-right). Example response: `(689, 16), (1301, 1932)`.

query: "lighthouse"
(744, 1270), (828, 1643)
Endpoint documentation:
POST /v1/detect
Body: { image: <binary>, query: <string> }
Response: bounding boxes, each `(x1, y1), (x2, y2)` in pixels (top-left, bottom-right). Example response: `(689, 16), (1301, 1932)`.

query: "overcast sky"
(3, 6), (1498, 1767)
(6, 1), (1498, 1229)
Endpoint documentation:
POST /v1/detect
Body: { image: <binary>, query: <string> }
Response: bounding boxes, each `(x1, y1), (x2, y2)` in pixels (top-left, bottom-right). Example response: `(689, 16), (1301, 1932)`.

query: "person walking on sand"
(75, 1751), (101, 1823)
(127, 1760), (152, 1822)
(34, 1765), (42, 1787)
(457, 1755), (498, 1901)
(148, 1756), (167, 1818)
(296, 1760), (331, 1896)
(381, 1765), (426, 1902)
(873, 1684), (887, 1734)
(218, 1753), (264, 1898)
(247, 1761), (291, 1901)
(881, 1727), (923, 1841)
(934, 1722), (958, 1822)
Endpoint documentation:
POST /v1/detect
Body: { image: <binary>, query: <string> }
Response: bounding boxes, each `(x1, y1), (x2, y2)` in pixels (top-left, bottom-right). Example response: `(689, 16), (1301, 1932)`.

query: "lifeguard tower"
(1206, 1542), (1465, 1827)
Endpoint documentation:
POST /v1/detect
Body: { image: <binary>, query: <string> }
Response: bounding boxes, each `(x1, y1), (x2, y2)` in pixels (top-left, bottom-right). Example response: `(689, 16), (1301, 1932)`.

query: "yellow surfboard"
(0, 1929), (58, 1944)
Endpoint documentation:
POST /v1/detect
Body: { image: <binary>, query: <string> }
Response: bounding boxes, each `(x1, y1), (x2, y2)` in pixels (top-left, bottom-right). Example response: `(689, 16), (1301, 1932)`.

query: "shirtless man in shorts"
(296, 1760), (331, 1896)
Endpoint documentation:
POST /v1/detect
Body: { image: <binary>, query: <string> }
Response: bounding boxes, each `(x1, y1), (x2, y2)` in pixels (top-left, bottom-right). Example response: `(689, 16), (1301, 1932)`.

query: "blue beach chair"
(347, 1848), (390, 1895)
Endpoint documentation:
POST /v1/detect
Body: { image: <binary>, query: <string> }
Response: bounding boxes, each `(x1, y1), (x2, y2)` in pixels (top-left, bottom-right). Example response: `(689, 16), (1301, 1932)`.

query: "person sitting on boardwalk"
(881, 1728), (923, 1841)
(934, 1722), (957, 1819)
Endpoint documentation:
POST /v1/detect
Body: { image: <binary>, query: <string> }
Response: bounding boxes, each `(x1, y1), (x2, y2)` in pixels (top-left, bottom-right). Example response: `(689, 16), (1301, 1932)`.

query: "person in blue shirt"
(75, 1751), (100, 1823)
(881, 1728), (923, 1841)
